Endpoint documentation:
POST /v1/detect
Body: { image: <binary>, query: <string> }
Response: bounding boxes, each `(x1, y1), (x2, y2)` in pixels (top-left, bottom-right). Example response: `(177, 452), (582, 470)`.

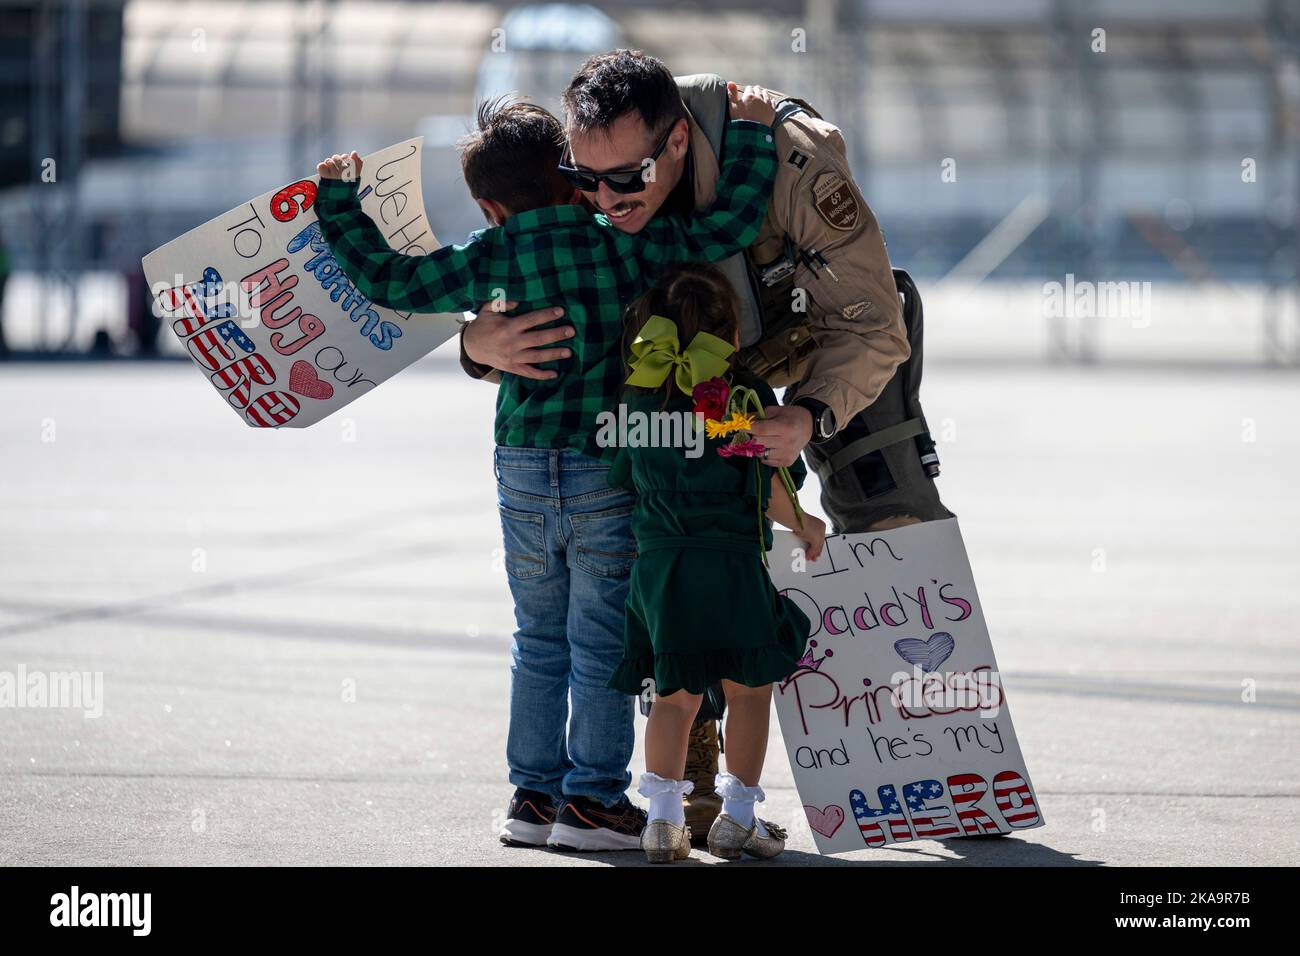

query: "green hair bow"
(625, 314), (735, 395)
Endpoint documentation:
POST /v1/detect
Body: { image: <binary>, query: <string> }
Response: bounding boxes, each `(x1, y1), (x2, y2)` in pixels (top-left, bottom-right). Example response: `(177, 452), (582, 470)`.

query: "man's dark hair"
(457, 96), (571, 216)
(562, 49), (686, 138)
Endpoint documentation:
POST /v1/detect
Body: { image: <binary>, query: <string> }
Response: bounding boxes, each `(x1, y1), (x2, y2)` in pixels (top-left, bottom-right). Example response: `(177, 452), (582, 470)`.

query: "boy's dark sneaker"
(547, 795), (646, 852)
(499, 788), (557, 847)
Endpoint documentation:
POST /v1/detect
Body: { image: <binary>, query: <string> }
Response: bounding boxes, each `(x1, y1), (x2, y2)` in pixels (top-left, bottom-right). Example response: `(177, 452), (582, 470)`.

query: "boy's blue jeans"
(494, 446), (636, 807)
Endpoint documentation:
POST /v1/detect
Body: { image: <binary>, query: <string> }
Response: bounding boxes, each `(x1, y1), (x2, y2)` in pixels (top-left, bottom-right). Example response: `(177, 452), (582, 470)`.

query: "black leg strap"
(810, 417), (926, 483)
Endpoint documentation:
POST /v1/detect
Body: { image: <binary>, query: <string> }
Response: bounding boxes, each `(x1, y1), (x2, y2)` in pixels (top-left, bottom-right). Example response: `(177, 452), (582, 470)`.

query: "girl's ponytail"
(622, 263), (742, 404)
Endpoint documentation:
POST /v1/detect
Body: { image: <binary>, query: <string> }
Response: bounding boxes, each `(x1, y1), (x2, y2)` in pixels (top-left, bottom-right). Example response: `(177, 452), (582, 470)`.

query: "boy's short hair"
(562, 49), (687, 138)
(457, 96), (571, 216)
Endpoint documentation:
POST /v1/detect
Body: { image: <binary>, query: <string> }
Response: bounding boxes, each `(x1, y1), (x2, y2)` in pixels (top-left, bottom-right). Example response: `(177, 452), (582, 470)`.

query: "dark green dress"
(605, 373), (812, 698)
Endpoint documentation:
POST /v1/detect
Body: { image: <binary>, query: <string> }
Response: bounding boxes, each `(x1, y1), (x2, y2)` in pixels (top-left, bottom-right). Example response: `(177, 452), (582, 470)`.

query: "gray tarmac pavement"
(1, 357), (1297, 866)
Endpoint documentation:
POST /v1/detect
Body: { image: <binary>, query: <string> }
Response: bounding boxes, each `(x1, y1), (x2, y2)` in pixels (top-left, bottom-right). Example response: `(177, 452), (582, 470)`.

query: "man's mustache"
(601, 198), (645, 214)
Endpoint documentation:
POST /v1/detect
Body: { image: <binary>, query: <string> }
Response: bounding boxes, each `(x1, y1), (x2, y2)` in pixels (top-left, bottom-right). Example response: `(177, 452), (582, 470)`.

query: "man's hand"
(462, 301), (576, 381)
(318, 150), (363, 181)
(727, 82), (777, 126)
(750, 404), (813, 467)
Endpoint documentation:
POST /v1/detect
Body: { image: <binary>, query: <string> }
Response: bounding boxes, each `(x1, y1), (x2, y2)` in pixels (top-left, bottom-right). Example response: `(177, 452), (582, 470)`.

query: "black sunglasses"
(557, 124), (675, 195)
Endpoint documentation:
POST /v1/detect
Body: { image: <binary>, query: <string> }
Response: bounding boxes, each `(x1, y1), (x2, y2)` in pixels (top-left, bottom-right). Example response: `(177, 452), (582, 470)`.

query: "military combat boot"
(683, 717), (723, 841)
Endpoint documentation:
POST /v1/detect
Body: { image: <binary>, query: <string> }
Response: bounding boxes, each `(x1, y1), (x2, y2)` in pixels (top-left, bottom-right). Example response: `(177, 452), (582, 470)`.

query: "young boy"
(314, 91), (776, 851)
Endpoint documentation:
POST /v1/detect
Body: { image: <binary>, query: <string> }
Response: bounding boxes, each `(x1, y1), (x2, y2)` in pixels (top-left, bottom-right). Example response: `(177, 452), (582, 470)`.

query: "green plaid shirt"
(314, 119), (776, 462)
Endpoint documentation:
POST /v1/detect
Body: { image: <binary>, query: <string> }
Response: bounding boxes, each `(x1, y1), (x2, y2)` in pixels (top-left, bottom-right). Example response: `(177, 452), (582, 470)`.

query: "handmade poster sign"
(141, 138), (461, 428)
(768, 518), (1043, 854)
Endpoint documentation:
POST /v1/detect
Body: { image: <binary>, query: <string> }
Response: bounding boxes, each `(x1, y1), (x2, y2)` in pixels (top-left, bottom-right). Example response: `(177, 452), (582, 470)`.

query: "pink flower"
(718, 439), (767, 458)
(691, 377), (730, 421)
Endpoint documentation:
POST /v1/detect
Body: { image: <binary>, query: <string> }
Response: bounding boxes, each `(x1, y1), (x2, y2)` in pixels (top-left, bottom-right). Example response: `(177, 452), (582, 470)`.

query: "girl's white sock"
(716, 772), (768, 836)
(637, 772), (693, 827)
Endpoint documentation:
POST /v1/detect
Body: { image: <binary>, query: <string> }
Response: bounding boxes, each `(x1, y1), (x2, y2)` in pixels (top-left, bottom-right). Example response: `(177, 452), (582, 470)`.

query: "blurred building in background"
(1, 0), (1298, 363)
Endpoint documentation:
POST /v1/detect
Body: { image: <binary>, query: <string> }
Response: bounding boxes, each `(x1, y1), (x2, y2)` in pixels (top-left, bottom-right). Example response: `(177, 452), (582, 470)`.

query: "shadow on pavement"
(540, 834), (1103, 867)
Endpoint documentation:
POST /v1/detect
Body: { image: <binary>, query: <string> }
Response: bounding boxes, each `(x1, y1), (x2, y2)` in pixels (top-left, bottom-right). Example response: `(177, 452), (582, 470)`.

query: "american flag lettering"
(993, 770), (1041, 828)
(903, 779), (960, 839)
(245, 390), (302, 428)
(188, 319), (255, 371)
(947, 772), (1005, 835)
(211, 353), (277, 410)
(159, 266), (235, 337)
(849, 785), (914, 847)
(215, 319), (255, 352)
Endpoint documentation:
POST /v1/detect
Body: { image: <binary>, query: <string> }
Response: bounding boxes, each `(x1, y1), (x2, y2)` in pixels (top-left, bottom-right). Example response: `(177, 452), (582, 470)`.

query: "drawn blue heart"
(893, 632), (955, 672)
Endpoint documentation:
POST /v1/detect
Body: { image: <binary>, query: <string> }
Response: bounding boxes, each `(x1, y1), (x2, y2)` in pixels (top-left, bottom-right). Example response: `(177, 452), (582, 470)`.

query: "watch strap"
(793, 396), (834, 442)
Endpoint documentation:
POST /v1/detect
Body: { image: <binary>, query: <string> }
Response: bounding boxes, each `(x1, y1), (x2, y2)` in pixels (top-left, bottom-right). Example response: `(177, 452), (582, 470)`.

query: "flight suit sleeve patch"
(841, 300), (872, 320)
(812, 171), (859, 231)
(786, 149), (809, 170)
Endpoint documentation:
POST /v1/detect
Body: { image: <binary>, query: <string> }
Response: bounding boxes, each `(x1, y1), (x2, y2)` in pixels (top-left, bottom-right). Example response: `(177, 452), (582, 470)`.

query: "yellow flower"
(705, 412), (755, 439)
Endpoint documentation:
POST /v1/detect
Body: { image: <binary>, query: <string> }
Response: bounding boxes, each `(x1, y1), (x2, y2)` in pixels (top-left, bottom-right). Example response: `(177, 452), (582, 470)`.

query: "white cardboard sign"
(768, 518), (1044, 854)
(141, 138), (462, 428)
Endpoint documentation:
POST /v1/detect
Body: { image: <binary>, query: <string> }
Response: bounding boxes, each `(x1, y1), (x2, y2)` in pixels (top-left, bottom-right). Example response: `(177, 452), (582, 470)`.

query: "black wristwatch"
(793, 397), (836, 443)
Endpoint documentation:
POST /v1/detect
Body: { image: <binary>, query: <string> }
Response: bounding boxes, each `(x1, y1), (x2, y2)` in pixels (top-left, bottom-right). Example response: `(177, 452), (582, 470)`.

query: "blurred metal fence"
(2, 0), (1299, 362)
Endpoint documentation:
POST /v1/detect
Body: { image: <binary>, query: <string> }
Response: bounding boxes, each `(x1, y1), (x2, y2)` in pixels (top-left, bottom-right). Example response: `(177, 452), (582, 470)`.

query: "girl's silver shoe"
(706, 814), (788, 860)
(641, 819), (692, 863)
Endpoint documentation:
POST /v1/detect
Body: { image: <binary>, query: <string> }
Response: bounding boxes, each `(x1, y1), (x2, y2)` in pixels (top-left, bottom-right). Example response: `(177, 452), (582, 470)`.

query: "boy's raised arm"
(618, 119), (777, 267)
(314, 175), (494, 315)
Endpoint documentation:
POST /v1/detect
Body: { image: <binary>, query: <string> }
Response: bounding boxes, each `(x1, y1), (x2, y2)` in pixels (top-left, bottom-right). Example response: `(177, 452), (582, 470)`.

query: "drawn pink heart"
(288, 360), (334, 401)
(805, 804), (845, 838)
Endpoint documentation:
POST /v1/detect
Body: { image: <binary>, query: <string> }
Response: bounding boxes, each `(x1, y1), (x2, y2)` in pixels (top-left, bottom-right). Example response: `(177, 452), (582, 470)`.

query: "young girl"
(605, 263), (826, 863)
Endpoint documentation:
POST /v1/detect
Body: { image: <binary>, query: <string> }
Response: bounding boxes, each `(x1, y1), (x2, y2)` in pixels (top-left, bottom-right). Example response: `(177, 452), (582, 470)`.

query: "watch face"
(818, 407), (834, 439)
